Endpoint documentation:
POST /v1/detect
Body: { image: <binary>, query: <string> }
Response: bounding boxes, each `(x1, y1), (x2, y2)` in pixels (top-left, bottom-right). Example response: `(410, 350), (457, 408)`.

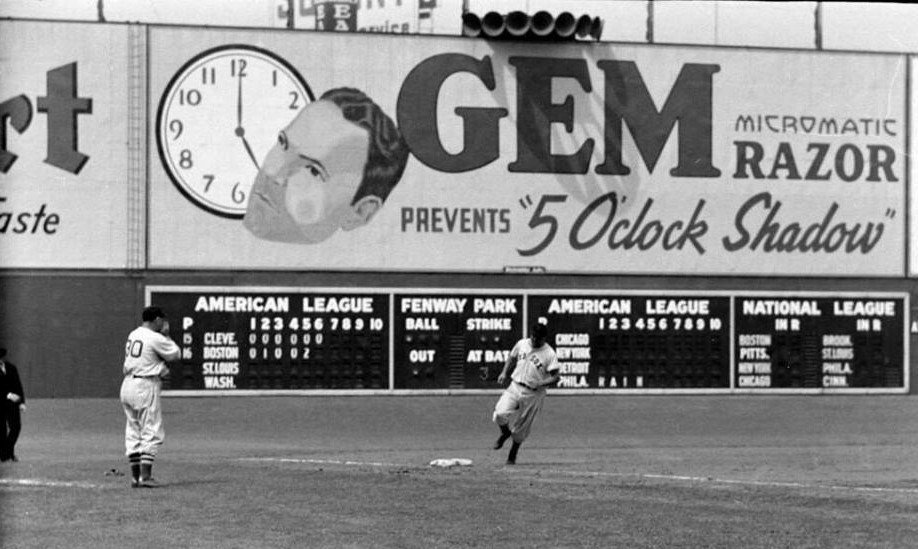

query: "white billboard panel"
(147, 28), (906, 276)
(0, 21), (131, 268)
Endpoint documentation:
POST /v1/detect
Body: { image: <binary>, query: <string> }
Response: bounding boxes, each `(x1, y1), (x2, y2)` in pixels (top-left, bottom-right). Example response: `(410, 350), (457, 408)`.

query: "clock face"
(156, 44), (314, 218)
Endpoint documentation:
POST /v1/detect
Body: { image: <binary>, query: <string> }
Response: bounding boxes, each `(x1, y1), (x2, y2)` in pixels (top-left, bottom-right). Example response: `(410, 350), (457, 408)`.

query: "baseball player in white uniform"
(492, 321), (560, 465)
(121, 306), (179, 488)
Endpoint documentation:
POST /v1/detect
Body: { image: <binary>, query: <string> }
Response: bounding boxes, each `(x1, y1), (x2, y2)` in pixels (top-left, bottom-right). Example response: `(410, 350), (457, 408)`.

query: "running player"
(492, 321), (560, 464)
(121, 306), (179, 488)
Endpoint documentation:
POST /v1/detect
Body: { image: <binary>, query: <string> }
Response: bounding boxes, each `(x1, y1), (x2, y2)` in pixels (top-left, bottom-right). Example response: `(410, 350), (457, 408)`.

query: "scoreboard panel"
(393, 293), (525, 389)
(149, 286), (908, 395)
(734, 295), (906, 389)
(150, 288), (389, 391)
(527, 294), (732, 389)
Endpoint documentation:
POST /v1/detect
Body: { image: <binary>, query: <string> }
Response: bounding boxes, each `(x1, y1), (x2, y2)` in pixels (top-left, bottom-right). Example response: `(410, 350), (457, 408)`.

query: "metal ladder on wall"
(126, 24), (146, 271)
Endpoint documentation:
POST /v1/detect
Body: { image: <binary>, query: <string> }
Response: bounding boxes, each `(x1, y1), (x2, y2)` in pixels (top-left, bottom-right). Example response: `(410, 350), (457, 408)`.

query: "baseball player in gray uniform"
(492, 321), (560, 464)
(121, 306), (179, 488)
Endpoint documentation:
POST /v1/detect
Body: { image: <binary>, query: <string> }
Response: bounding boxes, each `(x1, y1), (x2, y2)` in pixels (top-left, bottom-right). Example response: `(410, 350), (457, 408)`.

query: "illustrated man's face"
(244, 100), (376, 244)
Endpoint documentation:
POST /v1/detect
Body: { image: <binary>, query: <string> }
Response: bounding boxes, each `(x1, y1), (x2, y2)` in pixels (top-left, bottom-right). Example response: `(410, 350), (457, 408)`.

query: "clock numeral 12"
(231, 59), (248, 78)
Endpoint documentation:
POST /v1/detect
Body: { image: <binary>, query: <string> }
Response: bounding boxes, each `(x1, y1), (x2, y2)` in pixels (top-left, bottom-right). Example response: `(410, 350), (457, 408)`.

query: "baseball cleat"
(131, 478), (140, 488)
(139, 477), (159, 488)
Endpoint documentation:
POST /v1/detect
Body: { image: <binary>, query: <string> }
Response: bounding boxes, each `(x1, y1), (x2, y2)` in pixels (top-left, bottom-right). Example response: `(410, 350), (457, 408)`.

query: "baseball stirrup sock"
(140, 453), (155, 480)
(508, 441), (521, 463)
(129, 452), (141, 480)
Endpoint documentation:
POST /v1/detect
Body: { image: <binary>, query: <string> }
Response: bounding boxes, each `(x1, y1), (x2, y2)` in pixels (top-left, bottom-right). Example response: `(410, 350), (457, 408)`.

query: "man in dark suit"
(0, 347), (26, 462)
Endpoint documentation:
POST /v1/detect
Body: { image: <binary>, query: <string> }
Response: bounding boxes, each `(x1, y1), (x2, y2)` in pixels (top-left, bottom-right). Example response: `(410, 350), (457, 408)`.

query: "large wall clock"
(156, 44), (314, 218)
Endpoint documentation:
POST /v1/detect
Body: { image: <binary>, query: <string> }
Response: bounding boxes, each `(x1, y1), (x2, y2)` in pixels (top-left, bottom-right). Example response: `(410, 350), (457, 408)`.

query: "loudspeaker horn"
(481, 11), (507, 37)
(575, 14), (593, 38)
(505, 10), (531, 37)
(461, 12), (482, 37)
(554, 12), (577, 38)
(589, 16), (604, 41)
(530, 10), (554, 37)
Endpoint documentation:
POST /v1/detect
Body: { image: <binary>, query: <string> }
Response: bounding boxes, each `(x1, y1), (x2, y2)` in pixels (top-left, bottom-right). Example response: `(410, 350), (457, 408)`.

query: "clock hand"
(233, 75), (259, 170)
(240, 134), (260, 171)
(236, 73), (243, 129)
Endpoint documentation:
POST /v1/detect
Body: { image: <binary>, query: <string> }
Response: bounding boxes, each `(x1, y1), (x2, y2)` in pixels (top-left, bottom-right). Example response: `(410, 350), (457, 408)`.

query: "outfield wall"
(1, 19), (916, 397)
(1, 271), (913, 398)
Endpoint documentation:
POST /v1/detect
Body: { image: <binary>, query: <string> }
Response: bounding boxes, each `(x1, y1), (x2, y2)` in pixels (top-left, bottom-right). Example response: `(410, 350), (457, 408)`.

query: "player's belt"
(514, 380), (538, 391)
(131, 374), (158, 379)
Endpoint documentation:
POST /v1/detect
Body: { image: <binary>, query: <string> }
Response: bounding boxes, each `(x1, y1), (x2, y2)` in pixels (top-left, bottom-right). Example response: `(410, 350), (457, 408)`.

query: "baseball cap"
(142, 306), (166, 322)
(531, 322), (548, 338)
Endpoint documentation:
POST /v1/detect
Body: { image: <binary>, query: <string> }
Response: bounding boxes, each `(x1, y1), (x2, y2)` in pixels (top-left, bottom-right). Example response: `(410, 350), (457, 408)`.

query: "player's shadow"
(504, 461), (571, 468)
(149, 478), (226, 488)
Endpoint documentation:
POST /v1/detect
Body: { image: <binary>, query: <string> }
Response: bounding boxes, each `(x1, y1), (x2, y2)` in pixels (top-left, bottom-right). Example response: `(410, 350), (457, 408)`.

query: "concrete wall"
(0, 274), (139, 397)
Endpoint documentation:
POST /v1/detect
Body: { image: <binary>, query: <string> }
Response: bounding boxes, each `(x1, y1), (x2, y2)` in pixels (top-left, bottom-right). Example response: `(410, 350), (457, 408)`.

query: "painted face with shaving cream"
(244, 100), (377, 244)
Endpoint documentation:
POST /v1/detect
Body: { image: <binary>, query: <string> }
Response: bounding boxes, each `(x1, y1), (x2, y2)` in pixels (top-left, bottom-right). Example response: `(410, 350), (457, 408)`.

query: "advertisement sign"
(0, 0), (98, 21)
(0, 21), (132, 268)
(148, 28), (906, 275)
(315, 0), (359, 31)
(276, 0), (462, 35)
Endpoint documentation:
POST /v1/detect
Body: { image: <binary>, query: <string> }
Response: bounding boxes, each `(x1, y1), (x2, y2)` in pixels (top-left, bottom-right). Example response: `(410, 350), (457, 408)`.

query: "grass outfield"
(2, 394), (917, 548)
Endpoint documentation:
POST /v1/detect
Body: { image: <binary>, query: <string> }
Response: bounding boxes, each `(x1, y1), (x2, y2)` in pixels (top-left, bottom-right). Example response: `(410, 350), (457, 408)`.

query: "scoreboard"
(393, 293), (524, 390)
(734, 296), (905, 390)
(528, 294), (731, 390)
(153, 288), (390, 391)
(148, 287), (908, 395)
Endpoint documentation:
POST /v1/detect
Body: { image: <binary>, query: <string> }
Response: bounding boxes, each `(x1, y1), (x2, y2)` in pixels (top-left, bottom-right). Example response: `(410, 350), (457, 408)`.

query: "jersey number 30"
(125, 340), (144, 358)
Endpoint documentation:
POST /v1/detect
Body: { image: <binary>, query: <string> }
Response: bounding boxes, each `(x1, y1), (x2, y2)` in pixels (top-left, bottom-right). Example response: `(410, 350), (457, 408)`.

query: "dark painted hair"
(319, 87), (410, 204)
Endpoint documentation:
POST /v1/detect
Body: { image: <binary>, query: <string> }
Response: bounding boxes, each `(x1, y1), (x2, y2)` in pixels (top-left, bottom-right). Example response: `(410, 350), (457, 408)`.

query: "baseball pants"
(492, 382), (546, 443)
(119, 376), (164, 457)
(0, 402), (22, 460)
